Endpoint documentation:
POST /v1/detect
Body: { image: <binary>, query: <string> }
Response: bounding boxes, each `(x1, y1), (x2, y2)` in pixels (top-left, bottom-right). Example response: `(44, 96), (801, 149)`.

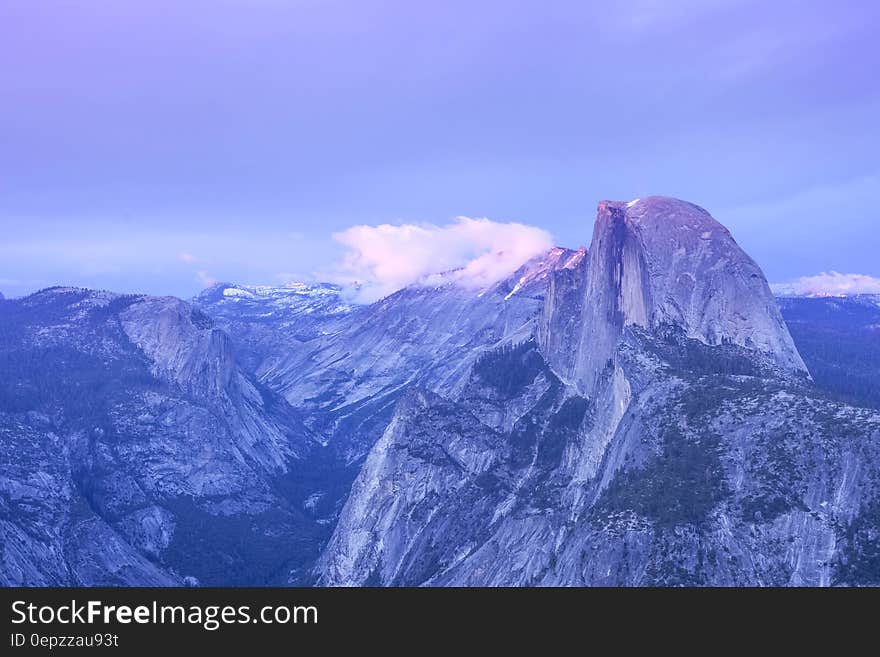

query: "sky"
(1, 0), (879, 300)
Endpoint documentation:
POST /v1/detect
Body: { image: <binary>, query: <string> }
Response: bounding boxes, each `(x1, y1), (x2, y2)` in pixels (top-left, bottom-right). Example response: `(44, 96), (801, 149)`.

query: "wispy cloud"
(195, 270), (217, 287)
(178, 251), (200, 264)
(331, 217), (554, 302)
(772, 271), (880, 296)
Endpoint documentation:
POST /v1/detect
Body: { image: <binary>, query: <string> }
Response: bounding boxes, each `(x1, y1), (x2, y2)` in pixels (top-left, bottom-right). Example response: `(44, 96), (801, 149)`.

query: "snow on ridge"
(221, 282), (343, 299)
(209, 281), (355, 315)
(222, 287), (255, 298)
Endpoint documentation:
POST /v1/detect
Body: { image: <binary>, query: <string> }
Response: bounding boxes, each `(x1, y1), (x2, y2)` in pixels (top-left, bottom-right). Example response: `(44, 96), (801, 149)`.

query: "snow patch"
(504, 275), (528, 301)
(222, 287), (254, 298)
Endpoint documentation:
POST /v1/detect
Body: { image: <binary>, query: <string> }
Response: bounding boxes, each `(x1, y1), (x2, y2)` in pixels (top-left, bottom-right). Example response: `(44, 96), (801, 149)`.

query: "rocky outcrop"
(193, 282), (356, 375)
(316, 320), (880, 586)
(120, 296), (298, 472)
(543, 197), (807, 393)
(0, 288), (321, 585)
(208, 249), (584, 461)
(315, 197), (880, 587)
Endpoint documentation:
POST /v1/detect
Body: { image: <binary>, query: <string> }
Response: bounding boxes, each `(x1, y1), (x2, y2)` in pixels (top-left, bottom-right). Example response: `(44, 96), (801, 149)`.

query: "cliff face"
(0, 288), (322, 586)
(210, 248), (584, 462)
(317, 337), (880, 586)
(316, 198), (880, 587)
(192, 282), (357, 376)
(543, 197), (806, 393)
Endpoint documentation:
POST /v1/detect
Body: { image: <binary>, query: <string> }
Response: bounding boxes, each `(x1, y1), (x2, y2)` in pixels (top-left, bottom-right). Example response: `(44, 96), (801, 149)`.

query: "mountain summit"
(543, 196), (806, 391)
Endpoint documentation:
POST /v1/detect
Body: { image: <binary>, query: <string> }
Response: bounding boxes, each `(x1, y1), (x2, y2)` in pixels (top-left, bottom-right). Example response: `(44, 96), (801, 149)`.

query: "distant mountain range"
(2, 197), (879, 586)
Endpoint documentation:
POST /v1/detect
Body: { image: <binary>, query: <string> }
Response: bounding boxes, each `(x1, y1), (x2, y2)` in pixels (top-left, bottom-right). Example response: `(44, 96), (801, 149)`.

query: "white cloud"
(331, 217), (554, 302)
(195, 270), (217, 287)
(772, 271), (880, 297)
(178, 251), (199, 264)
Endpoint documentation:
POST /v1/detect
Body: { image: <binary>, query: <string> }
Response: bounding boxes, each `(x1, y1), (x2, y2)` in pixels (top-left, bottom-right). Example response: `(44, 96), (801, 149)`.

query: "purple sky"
(1, 0), (878, 299)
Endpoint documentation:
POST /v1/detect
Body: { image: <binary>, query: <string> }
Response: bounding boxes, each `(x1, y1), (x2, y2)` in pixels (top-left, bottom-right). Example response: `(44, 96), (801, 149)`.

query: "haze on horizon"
(1, 0), (879, 300)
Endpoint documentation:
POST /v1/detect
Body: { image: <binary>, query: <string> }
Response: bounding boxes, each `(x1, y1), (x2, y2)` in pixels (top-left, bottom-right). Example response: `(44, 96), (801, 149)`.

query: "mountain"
(0, 287), (331, 585)
(4, 197), (880, 587)
(542, 197), (806, 392)
(315, 198), (880, 586)
(192, 282), (357, 375)
(196, 248), (585, 462)
(2, 251), (583, 585)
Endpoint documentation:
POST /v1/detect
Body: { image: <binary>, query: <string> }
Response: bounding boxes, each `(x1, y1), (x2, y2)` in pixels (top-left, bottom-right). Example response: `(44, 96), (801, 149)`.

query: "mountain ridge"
(4, 196), (880, 586)
(313, 197), (879, 586)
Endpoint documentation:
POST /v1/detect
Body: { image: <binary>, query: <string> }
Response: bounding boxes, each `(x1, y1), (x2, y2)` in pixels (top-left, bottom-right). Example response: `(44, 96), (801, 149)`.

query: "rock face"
(317, 338), (880, 586)
(193, 283), (357, 375)
(198, 249), (585, 462)
(5, 196), (880, 587)
(543, 197), (807, 392)
(0, 288), (324, 585)
(315, 197), (880, 586)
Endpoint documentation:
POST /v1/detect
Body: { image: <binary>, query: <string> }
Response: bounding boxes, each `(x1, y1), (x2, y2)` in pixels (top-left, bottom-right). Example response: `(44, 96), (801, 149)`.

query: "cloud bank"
(772, 271), (880, 296)
(331, 217), (554, 302)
